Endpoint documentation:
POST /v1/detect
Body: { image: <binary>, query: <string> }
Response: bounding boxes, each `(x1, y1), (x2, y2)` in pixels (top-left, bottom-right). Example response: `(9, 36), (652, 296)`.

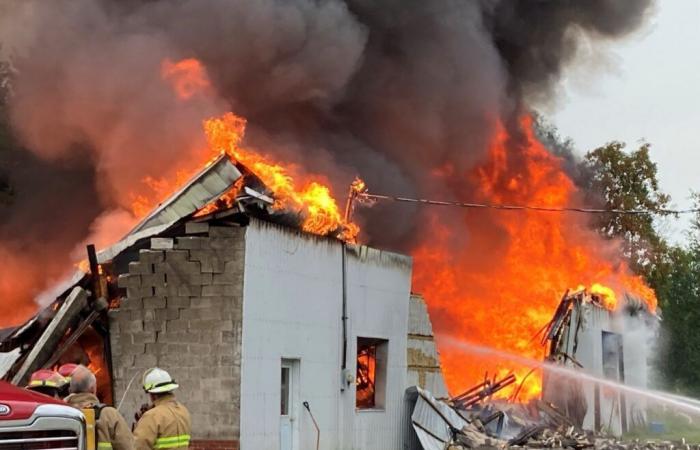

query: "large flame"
(412, 118), (657, 401)
(201, 113), (357, 238)
(130, 58), (357, 239)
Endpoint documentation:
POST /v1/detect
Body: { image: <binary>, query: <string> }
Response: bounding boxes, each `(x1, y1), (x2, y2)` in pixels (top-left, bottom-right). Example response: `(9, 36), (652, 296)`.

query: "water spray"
(440, 336), (700, 416)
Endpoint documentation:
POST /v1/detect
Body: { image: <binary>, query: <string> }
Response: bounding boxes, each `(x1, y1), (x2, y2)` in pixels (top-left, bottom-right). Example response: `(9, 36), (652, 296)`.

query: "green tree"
(652, 195), (700, 394)
(582, 142), (671, 275)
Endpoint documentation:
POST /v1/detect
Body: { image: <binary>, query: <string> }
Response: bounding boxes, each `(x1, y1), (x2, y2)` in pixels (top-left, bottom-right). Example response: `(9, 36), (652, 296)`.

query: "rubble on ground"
(410, 381), (700, 450)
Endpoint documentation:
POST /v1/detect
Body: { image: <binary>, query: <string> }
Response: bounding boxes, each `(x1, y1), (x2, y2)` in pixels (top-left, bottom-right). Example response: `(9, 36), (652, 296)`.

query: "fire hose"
(303, 401), (320, 450)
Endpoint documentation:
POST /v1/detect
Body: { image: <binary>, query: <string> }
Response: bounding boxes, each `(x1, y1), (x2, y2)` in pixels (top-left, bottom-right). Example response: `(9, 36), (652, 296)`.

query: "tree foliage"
(582, 142), (671, 275)
(651, 195), (700, 394)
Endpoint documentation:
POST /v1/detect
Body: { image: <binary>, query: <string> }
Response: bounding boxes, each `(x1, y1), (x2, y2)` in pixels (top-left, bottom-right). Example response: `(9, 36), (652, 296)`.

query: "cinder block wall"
(109, 224), (245, 446)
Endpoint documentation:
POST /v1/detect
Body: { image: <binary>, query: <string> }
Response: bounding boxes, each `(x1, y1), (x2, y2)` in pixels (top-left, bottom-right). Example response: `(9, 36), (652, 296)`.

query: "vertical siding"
(239, 220), (412, 450)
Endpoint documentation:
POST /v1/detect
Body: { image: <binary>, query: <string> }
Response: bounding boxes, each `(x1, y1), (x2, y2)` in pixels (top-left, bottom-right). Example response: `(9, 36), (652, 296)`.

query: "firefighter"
(26, 369), (67, 399)
(57, 363), (79, 397)
(64, 365), (134, 450)
(133, 368), (191, 450)
(58, 363), (79, 381)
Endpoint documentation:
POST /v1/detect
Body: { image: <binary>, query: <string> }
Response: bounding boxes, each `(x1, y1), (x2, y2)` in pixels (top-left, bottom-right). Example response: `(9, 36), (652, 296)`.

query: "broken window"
(356, 337), (388, 410)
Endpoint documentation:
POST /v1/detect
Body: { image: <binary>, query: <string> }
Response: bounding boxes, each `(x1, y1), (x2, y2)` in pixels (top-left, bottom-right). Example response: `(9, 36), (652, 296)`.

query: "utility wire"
(357, 192), (700, 216)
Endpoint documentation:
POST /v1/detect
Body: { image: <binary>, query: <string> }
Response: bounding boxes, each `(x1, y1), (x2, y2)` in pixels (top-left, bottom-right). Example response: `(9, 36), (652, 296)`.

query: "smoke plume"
(0, 0), (653, 325)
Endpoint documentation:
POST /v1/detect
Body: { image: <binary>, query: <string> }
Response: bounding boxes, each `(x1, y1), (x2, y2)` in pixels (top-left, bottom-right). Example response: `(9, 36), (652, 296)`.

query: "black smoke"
(0, 0), (654, 317)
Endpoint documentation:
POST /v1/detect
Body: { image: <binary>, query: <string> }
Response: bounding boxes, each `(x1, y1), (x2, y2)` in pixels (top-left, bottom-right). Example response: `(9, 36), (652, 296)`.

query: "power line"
(356, 192), (700, 216)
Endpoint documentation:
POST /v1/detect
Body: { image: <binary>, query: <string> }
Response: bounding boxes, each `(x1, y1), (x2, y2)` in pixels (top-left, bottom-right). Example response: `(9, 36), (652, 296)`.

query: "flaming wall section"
(109, 224), (245, 446)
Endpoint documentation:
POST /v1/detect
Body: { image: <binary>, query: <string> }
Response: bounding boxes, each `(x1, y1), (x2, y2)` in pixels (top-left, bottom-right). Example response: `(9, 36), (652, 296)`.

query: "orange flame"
(161, 58), (211, 100)
(202, 112), (357, 238)
(413, 117), (657, 401)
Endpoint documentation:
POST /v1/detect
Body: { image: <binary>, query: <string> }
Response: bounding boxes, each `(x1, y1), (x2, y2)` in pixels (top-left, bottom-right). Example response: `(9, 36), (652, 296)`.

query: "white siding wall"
(566, 304), (650, 435)
(239, 220), (412, 450)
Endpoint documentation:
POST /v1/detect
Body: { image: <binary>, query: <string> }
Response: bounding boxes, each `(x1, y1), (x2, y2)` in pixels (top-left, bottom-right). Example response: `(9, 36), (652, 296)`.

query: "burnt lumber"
(11, 287), (89, 385)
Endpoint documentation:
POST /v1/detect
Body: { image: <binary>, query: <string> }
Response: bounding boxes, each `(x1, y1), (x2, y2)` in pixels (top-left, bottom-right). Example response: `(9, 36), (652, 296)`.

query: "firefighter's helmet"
(58, 363), (79, 381)
(143, 368), (179, 394)
(26, 370), (67, 397)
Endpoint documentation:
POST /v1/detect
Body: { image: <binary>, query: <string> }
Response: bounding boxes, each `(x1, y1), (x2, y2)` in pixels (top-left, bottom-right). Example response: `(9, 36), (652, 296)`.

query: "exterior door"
(280, 361), (293, 450)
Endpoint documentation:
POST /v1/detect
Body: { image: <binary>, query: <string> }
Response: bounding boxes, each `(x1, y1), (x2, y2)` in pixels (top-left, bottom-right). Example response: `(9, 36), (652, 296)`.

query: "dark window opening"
(281, 366), (290, 416)
(356, 337), (388, 410)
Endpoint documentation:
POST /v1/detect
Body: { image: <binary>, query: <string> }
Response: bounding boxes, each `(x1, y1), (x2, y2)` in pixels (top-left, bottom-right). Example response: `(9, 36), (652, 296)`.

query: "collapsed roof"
(0, 153), (308, 383)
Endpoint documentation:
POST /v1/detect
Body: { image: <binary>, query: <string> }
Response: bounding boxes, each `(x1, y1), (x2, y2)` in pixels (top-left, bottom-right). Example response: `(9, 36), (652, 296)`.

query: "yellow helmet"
(142, 368), (179, 394)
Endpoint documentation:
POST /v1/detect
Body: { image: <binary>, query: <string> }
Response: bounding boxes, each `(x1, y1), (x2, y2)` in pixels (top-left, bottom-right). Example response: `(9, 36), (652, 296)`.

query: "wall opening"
(601, 330), (626, 433)
(356, 337), (388, 410)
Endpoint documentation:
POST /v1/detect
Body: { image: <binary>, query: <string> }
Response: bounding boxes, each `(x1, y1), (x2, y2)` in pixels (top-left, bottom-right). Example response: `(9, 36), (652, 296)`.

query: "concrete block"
(188, 343), (211, 354)
(175, 237), (206, 250)
(151, 237), (174, 250)
(185, 221), (209, 234)
(134, 353), (158, 368)
(197, 330), (223, 345)
(128, 262), (153, 275)
(178, 284), (202, 297)
(117, 354), (135, 368)
(155, 308), (180, 322)
(209, 226), (238, 238)
(141, 273), (166, 287)
(122, 342), (146, 355)
(142, 296), (167, 309)
(139, 249), (164, 264)
(131, 331), (157, 344)
(118, 274), (141, 288)
(165, 250), (190, 264)
(119, 297), (143, 311)
(190, 319), (232, 332)
(161, 331), (199, 344)
(212, 272), (239, 286)
(126, 286), (155, 299)
(121, 320), (144, 333)
(145, 343), (166, 356)
(190, 297), (229, 309)
(180, 308), (221, 321)
(188, 250), (225, 273)
(201, 285), (238, 297)
(165, 320), (190, 333)
(142, 309), (156, 321)
(221, 331), (236, 344)
(223, 260), (243, 274)
(167, 297), (191, 309)
(208, 238), (238, 250)
(144, 320), (165, 333)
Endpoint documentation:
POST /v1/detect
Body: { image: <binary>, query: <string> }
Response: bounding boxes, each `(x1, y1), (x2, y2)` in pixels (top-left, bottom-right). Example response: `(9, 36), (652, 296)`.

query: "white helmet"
(143, 368), (179, 394)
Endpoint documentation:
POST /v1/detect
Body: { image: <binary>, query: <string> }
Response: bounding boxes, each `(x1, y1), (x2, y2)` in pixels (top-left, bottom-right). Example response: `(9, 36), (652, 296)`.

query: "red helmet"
(58, 363), (79, 381)
(26, 370), (67, 390)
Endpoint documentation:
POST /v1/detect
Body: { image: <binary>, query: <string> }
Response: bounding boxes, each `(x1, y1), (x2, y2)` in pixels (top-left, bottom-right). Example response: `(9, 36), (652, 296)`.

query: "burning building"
(542, 289), (659, 436)
(0, 153), (451, 450)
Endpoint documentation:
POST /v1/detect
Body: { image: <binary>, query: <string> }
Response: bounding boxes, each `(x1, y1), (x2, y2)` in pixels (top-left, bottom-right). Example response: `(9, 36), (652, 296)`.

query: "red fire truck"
(0, 380), (86, 449)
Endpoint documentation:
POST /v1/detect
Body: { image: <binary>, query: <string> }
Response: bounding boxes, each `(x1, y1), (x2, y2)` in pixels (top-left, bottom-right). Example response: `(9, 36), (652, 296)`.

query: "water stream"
(440, 336), (700, 416)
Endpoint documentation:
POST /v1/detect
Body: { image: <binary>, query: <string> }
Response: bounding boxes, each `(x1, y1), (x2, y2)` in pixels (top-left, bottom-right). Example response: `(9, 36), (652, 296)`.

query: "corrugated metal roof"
(129, 153), (241, 234)
(411, 387), (468, 450)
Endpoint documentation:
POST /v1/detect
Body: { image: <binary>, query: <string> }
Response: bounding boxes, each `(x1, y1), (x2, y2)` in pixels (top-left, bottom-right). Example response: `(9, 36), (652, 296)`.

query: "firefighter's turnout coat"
(65, 393), (134, 450)
(133, 394), (191, 450)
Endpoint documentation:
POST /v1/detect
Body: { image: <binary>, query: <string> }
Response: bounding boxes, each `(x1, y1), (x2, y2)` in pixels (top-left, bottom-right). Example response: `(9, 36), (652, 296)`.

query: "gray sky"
(551, 2), (699, 243)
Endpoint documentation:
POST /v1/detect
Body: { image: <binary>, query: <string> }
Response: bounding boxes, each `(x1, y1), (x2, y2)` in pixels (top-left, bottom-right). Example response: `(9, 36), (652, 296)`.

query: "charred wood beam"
(43, 297), (108, 369)
(508, 425), (543, 446)
(11, 287), (89, 386)
(453, 374), (517, 408)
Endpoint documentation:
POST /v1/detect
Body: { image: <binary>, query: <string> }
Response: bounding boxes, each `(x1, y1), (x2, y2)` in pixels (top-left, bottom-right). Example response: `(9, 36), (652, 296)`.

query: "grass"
(624, 408), (700, 443)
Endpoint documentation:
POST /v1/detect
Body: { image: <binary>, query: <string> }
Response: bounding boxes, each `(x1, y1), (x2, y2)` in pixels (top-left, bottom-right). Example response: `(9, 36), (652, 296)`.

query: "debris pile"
(409, 381), (699, 450)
